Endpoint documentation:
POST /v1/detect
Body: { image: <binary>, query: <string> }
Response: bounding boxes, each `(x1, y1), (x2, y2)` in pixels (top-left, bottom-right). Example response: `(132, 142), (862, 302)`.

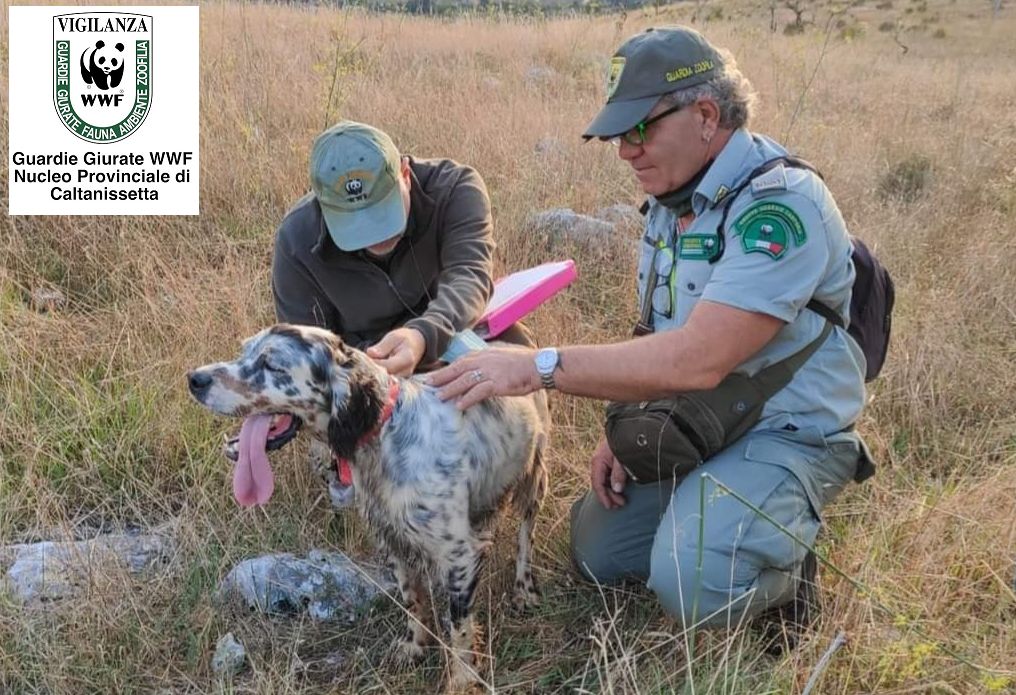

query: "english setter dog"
(188, 324), (549, 689)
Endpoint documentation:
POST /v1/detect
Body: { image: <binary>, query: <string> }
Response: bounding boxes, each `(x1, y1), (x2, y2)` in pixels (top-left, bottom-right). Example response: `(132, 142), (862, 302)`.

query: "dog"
(188, 324), (549, 689)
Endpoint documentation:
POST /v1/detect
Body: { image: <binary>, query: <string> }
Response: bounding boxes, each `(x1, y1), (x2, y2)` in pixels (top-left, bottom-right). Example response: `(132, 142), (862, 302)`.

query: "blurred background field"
(1, 0), (1015, 692)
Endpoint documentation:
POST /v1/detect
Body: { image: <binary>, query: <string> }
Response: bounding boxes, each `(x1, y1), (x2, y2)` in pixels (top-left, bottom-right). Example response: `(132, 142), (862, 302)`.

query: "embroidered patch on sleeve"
(732, 202), (807, 260)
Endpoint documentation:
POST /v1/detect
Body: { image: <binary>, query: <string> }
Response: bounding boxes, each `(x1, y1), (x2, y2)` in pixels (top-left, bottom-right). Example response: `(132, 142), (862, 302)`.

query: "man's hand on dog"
(427, 347), (540, 410)
(368, 327), (426, 377)
(590, 436), (627, 509)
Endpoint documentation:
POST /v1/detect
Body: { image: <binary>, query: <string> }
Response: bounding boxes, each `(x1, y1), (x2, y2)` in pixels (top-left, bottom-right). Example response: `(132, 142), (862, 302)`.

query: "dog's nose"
(187, 370), (212, 396)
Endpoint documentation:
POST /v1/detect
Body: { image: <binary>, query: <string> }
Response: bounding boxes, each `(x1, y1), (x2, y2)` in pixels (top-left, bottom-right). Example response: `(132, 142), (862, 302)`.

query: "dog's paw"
(394, 638), (426, 666)
(446, 658), (481, 694)
(512, 577), (541, 610)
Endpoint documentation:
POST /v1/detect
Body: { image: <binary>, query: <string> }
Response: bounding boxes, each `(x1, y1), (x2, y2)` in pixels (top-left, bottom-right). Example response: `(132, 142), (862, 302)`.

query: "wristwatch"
(534, 347), (561, 390)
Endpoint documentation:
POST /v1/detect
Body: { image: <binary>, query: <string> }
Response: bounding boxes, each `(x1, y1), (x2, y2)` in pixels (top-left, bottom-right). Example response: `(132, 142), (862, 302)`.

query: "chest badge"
(678, 234), (721, 261)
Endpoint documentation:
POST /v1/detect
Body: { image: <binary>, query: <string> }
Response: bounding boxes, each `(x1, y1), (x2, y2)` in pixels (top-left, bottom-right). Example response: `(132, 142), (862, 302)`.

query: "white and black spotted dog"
(188, 324), (549, 689)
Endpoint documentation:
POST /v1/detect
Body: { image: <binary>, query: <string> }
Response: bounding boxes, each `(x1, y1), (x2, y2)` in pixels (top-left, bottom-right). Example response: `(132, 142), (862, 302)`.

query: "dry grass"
(2, 0), (1016, 692)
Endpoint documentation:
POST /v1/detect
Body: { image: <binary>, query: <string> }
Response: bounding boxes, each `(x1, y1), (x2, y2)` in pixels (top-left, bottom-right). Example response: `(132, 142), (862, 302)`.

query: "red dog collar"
(335, 378), (400, 486)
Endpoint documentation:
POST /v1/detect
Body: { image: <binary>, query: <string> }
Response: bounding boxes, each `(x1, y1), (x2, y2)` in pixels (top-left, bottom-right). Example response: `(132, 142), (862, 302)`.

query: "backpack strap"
(804, 298), (845, 329)
(751, 319), (834, 399)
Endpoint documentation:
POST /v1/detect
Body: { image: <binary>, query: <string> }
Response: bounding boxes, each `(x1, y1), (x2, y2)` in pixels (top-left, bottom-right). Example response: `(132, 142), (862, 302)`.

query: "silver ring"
(471, 369), (484, 383)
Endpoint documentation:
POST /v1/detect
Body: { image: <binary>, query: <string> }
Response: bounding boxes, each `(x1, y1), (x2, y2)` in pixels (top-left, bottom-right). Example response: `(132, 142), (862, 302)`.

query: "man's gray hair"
(661, 48), (757, 130)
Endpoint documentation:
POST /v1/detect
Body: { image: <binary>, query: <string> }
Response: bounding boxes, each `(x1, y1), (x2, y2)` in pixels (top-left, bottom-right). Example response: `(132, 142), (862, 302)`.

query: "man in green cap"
(273, 121), (533, 508)
(273, 120), (532, 377)
(427, 26), (872, 649)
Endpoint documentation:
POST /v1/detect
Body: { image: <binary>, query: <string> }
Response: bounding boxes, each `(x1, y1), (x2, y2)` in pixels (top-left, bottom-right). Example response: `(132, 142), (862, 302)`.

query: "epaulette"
(749, 164), (788, 198)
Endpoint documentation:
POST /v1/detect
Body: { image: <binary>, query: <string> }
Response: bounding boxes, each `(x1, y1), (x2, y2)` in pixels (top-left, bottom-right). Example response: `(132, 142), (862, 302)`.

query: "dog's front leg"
(442, 539), (485, 691)
(393, 559), (433, 665)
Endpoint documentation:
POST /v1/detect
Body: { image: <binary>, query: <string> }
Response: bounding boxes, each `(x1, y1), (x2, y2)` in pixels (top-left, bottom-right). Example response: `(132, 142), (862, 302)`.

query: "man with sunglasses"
(428, 27), (870, 648)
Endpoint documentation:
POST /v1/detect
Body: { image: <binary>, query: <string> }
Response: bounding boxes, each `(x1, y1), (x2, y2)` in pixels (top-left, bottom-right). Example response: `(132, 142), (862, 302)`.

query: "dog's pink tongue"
(234, 414), (275, 507)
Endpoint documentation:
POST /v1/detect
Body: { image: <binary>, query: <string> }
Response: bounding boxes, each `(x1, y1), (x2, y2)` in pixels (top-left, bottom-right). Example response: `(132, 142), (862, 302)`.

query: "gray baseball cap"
(583, 26), (725, 139)
(310, 121), (407, 252)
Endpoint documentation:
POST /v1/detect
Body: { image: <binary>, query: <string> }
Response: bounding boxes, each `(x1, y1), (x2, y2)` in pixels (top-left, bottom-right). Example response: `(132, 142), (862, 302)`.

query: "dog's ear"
(326, 349), (384, 459)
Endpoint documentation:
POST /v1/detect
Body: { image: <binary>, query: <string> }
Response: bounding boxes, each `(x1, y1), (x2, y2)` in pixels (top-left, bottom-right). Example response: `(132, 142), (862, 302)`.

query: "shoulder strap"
(804, 298), (844, 329)
(751, 320), (834, 399)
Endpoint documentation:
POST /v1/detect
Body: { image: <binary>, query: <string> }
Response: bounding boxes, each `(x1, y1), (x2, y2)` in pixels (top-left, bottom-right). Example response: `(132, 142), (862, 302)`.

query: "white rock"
(211, 632), (247, 677)
(525, 65), (557, 87)
(528, 208), (614, 243)
(218, 550), (395, 622)
(534, 136), (566, 158)
(29, 288), (66, 312)
(2, 534), (172, 603)
(593, 203), (642, 227)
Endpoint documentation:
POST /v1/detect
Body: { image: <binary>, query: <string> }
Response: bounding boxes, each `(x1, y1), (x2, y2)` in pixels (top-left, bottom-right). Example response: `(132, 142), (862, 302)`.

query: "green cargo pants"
(570, 426), (863, 627)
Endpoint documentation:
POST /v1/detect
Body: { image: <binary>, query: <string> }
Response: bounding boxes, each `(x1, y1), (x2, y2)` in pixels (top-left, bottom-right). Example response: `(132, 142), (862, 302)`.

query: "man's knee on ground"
(648, 541), (798, 628)
(569, 493), (655, 584)
(569, 510), (629, 584)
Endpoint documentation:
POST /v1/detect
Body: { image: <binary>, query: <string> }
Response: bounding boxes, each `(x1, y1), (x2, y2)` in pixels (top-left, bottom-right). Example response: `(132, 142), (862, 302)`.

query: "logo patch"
(733, 202), (807, 260)
(334, 170), (373, 203)
(606, 57), (626, 99)
(53, 12), (152, 144)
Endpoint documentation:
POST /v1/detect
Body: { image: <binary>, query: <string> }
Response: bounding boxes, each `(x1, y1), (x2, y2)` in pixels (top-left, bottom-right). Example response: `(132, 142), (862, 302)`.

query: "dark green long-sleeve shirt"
(271, 157), (496, 364)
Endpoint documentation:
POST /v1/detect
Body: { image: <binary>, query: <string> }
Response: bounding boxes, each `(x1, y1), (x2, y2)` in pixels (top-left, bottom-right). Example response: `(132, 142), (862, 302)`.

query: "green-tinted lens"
(622, 123), (646, 146)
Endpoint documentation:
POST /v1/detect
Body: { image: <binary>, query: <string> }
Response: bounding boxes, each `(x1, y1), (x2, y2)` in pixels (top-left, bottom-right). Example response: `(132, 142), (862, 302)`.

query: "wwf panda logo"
(80, 40), (125, 91)
(344, 179), (363, 196)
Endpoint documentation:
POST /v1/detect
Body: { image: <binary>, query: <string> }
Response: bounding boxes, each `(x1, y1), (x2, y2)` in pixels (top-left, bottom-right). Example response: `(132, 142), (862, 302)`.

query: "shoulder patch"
(750, 164), (788, 198)
(732, 201), (807, 260)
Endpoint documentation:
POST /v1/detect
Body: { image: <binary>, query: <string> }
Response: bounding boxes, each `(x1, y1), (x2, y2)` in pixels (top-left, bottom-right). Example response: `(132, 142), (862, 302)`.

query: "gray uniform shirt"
(637, 128), (866, 436)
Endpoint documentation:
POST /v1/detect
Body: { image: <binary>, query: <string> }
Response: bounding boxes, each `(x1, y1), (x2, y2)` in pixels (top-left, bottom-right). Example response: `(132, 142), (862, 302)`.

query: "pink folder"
(474, 260), (578, 339)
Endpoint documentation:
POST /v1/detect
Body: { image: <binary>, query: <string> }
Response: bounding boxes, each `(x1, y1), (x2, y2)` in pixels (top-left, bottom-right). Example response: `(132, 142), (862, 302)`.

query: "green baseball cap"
(583, 26), (725, 139)
(310, 121), (407, 252)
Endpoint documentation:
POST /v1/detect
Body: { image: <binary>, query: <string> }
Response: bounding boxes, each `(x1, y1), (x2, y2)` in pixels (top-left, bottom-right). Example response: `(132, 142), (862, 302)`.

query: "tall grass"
(2, 0), (1015, 692)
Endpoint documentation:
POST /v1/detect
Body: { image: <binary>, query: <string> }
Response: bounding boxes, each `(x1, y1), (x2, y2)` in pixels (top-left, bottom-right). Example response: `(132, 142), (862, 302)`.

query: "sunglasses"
(609, 102), (688, 147)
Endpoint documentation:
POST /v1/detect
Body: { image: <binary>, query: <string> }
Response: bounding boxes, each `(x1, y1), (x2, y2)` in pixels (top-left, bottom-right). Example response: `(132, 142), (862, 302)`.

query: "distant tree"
(405, 0), (432, 12)
(784, 0), (815, 31)
(690, 0), (709, 22)
(891, 20), (909, 52)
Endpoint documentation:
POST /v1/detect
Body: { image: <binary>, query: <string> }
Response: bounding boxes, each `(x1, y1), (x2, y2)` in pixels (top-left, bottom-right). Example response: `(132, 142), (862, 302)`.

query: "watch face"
(536, 348), (557, 373)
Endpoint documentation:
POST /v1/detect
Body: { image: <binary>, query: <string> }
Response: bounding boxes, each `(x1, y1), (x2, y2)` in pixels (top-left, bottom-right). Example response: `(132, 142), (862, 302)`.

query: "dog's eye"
(257, 355), (282, 373)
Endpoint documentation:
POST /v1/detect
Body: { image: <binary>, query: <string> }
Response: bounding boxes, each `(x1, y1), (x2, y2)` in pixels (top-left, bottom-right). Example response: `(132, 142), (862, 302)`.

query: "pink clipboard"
(474, 260), (578, 339)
